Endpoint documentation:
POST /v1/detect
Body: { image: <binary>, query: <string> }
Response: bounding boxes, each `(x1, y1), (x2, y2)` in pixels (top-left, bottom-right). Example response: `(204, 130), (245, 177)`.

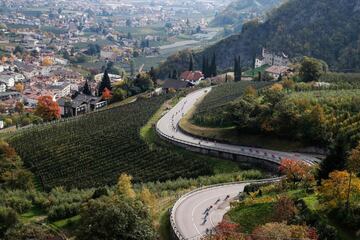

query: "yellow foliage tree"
(140, 186), (157, 217)
(244, 86), (257, 97)
(270, 83), (283, 92)
(117, 173), (136, 199)
(15, 83), (24, 93)
(42, 56), (53, 66)
(318, 170), (360, 210)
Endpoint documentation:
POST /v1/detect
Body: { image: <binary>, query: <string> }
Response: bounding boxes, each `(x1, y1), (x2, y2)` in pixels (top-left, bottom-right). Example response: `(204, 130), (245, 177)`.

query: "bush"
(0, 207), (19, 238)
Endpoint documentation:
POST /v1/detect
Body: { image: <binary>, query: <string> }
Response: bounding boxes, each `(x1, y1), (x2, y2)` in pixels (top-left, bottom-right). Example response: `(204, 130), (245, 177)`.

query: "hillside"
(211, 0), (283, 33)
(158, 0), (360, 77)
(8, 95), (213, 189)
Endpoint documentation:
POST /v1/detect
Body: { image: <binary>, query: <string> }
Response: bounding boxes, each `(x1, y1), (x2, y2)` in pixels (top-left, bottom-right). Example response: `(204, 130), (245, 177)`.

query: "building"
(0, 91), (21, 101)
(0, 73), (15, 88)
(0, 82), (6, 92)
(265, 65), (290, 80)
(57, 94), (107, 117)
(47, 82), (71, 99)
(255, 48), (290, 68)
(179, 71), (204, 85)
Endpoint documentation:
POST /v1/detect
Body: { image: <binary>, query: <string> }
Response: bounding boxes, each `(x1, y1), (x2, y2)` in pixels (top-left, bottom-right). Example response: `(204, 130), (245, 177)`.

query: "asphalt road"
(174, 183), (247, 240)
(156, 87), (320, 240)
(157, 87), (320, 165)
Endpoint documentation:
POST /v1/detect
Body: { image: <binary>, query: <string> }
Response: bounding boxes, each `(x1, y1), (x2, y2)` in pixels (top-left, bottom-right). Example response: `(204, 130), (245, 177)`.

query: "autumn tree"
(117, 173), (136, 199)
(35, 96), (60, 121)
(318, 170), (360, 210)
(102, 88), (112, 101)
(244, 86), (257, 97)
(279, 159), (314, 187)
(41, 56), (53, 66)
(203, 220), (244, 240)
(272, 196), (298, 222)
(140, 187), (157, 218)
(14, 83), (24, 93)
(346, 143), (360, 211)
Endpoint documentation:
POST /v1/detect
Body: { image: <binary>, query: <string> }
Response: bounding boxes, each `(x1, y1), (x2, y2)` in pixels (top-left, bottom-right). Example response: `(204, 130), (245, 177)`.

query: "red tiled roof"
(180, 71), (204, 81)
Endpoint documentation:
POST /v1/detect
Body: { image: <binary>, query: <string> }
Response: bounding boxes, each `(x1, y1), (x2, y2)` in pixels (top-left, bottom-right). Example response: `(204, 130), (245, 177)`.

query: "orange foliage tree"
(42, 56), (53, 66)
(35, 96), (60, 121)
(279, 159), (314, 187)
(102, 87), (112, 101)
(202, 220), (244, 240)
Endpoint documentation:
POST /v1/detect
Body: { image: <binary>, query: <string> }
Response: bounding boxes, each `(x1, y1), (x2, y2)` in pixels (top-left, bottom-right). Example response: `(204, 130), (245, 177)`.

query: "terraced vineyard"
(8, 95), (211, 189)
(196, 81), (270, 114)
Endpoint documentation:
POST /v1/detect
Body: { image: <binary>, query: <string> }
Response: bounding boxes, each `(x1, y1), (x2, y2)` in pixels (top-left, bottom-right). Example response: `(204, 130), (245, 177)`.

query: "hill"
(158, 0), (360, 77)
(8, 95), (213, 189)
(211, 0), (283, 33)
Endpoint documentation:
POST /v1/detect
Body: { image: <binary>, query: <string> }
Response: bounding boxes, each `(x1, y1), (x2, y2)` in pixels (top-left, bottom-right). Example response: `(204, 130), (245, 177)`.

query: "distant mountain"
(211, 0), (283, 33)
(158, 0), (360, 78)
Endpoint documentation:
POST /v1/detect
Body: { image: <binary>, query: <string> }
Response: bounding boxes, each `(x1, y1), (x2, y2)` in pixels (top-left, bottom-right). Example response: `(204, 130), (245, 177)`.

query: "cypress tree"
(99, 69), (112, 95)
(189, 54), (194, 71)
(210, 53), (217, 77)
(83, 79), (92, 95)
(238, 56), (242, 81)
(225, 73), (228, 83)
(234, 57), (238, 82)
(258, 72), (262, 81)
(202, 55), (206, 75)
(172, 69), (177, 79)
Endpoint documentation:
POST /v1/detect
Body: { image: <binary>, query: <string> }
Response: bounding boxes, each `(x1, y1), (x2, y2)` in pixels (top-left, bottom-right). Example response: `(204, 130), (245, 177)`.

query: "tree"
(102, 88), (112, 101)
(98, 69), (112, 96)
(318, 170), (360, 210)
(76, 197), (155, 240)
(117, 173), (136, 199)
(14, 102), (24, 113)
(13, 45), (24, 55)
(244, 86), (257, 97)
(140, 187), (157, 218)
(14, 83), (24, 93)
(134, 72), (154, 91)
(279, 159), (314, 187)
(0, 207), (19, 238)
(5, 223), (56, 240)
(41, 56), (53, 66)
(189, 54), (194, 71)
(346, 143), (360, 211)
(203, 220), (244, 240)
(210, 53), (217, 77)
(234, 56), (242, 82)
(272, 196), (298, 222)
(299, 56), (323, 82)
(148, 66), (157, 86)
(35, 96), (60, 121)
(82, 80), (92, 95)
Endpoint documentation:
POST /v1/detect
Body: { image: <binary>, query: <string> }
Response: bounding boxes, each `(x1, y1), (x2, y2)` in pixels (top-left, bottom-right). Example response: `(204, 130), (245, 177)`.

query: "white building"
(0, 82), (6, 92)
(0, 74), (15, 88)
(255, 48), (290, 68)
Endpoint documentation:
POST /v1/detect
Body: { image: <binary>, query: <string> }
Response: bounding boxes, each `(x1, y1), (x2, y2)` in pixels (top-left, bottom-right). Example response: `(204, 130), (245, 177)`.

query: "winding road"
(155, 87), (320, 240)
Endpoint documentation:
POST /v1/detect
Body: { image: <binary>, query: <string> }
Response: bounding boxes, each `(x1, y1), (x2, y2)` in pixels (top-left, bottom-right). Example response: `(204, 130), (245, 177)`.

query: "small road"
(156, 87), (321, 240)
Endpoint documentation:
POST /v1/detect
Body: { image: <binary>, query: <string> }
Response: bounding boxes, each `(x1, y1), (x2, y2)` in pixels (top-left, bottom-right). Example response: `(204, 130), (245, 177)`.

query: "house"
(265, 66), (290, 80)
(47, 82), (71, 100)
(255, 48), (290, 68)
(57, 94), (107, 117)
(179, 71), (204, 85)
(0, 91), (21, 101)
(0, 73), (15, 88)
(0, 82), (7, 92)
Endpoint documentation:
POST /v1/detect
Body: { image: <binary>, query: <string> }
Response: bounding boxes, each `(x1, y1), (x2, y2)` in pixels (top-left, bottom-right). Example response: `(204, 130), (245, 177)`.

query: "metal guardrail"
(168, 177), (285, 240)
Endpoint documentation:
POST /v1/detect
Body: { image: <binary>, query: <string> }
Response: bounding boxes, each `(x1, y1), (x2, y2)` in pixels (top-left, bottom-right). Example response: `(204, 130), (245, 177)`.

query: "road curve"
(156, 87), (320, 240)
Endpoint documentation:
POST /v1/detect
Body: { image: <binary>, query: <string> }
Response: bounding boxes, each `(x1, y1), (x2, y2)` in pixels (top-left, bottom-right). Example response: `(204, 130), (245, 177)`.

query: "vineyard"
(8, 95), (212, 189)
(192, 81), (270, 127)
(195, 81), (270, 114)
